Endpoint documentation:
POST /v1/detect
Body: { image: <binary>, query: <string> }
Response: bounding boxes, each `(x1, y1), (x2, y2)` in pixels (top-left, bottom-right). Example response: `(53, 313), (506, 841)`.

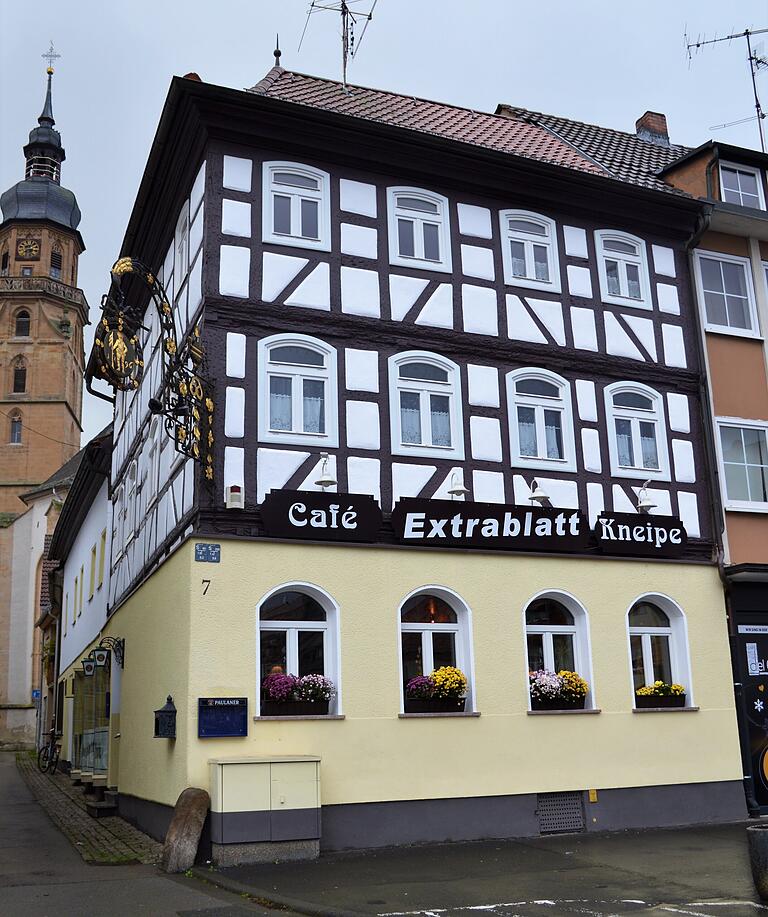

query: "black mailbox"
(154, 695), (177, 739)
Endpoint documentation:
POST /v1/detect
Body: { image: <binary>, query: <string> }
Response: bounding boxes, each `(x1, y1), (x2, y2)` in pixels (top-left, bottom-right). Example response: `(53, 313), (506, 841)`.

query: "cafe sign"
(260, 489), (382, 542)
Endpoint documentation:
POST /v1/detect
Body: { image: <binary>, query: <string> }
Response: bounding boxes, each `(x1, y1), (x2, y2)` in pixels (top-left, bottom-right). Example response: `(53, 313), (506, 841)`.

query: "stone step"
(104, 789), (119, 807)
(85, 799), (118, 819)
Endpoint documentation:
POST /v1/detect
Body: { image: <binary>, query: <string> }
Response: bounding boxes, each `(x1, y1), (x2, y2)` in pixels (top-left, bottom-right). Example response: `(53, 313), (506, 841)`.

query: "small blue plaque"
(195, 543), (221, 563)
(198, 697), (248, 738)
(31, 689), (41, 700)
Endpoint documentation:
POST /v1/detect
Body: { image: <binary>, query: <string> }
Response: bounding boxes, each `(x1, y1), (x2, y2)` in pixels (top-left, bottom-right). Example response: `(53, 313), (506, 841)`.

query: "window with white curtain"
(258, 334), (338, 447)
(500, 210), (560, 292)
(387, 188), (451, 272)
(262, 162), (331, 251)
(605, 382), (670, 481)
(506, 368), (576, 472)
(627, 596), (692, 705)
(595, 230), (651, 308)
(388, 351), (463, 459)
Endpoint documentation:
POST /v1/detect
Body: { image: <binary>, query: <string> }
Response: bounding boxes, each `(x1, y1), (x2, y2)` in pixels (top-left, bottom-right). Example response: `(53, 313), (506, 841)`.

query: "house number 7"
(202, 579), (211, 595)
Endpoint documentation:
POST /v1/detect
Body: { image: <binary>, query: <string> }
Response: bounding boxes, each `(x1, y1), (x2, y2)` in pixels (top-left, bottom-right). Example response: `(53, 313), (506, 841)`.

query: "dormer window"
(387, 188), (451, 272)
(262, 162), (331, 252)
(500, 210), (561, 292)
(595, 230), (651, 309)
(719, 162), (765, 210)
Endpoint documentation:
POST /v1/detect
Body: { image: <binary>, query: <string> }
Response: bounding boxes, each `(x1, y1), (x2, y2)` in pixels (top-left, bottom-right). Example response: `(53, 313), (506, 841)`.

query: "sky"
(2, 0), (768, 444)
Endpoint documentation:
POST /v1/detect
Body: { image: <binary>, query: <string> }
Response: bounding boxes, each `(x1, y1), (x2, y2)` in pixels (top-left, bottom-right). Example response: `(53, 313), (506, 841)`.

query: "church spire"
(23, 65), (65, 183)
(38, 69), (55, 128)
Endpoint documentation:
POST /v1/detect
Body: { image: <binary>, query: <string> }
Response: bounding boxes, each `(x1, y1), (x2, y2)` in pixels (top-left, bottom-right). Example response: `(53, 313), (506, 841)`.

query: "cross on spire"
(42, 41), (60, 72)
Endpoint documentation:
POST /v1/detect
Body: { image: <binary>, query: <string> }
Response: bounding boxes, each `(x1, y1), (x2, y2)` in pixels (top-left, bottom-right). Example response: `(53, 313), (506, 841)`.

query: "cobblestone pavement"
(15, 752), (161, 865)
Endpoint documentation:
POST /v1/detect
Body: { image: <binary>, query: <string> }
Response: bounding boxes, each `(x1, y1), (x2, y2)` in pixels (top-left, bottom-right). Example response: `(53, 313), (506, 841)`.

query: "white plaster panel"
(656, 283), (680, 315)
(225, 387), (245, 438)
(226, 333), (246, 378)
(467, 364), (500, 407)
(190, 204), (204, 256)
(340, 179), (377, 217)
(346, 401), (380, 450)
(457, 203), (492, 239)
(567, 264), (593, 298)
(221, 199), (251, 238)
(261, 253), (307, 302)
(219, 245), (250, 298)
(347, 457), (381, 503)
(298, 454), (338, 493)
(570, 306), (598, 352)
(433, 467), (468, 501)
(564, 225), (588, 259)
(662, 323), (687, 368)
(224, 446), (245, 489)
(667, 393), (690, 433)
(652, 244), (676, 278)
(461, 245), (495, 281)
(672, 439), (696, 483)
(285, 262), (330, 310)
(341, 267), (380, 318)
(470, 416), (503, 462)
(341, 223), (378, 259)
(188, 252), (203, 316)
(506, 294), (547, 344)
(528, 299), (565, 345)
(537, 478), (579, 509)
(604, 312), (644, 361)
(257, 448), (310, 502)
(462, 284), (498, 336)
(586, 482), (604, 527)
(472, 470), (505, 504)
(677, 491), (700, 538)
(190, 161), (206, 216)
(622, 313), (657, 361)
(575, 379), (598, 422)
(612, 485), (637, 514)
(512, 474), (532, 505)
(345, 349), (379, 393)
(392, 463), (436, 504)
(223, 155), (252, 192)
(415, 284), (453, 329)
(390, 274), (429, 321)
(581, 428), (602, 473)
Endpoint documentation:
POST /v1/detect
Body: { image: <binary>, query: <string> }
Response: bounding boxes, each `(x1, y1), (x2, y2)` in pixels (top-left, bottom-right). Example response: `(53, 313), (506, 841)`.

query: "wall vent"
(536, 791), (585, 834)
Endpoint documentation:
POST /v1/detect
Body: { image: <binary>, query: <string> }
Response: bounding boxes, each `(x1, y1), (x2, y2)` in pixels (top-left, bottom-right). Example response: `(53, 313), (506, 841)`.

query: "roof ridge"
(250, 65), (285, 96)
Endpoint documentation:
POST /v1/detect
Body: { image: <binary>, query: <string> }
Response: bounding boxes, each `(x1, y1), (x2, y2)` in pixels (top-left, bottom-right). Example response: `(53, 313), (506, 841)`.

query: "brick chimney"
(635, 111), (669, 147)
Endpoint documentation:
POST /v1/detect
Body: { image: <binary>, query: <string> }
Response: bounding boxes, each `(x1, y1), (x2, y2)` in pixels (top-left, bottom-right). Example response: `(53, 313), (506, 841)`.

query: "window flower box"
(635, 682), (686, 709)
(260, 699), (330, 717)
(404, 698), (466, 714)
(260, 672), (335, 717)
(405, 667), (468, 714)
(529, 669), (589, 711)
(530, 695), (586, 711)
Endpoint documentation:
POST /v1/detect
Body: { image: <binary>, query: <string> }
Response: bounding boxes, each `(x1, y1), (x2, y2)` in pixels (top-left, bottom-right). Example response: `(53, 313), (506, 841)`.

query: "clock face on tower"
(16, 238), (40, 260)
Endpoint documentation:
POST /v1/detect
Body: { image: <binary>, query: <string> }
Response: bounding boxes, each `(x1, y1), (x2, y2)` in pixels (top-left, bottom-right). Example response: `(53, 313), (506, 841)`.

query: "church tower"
(0, 65), (88, 514)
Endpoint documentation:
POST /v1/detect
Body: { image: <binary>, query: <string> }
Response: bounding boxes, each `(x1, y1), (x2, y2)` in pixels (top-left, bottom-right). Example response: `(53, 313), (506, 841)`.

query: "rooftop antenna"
(42, 40), (60, 72)
(685, 26), (768, 151)
(298, 0), (378, 92)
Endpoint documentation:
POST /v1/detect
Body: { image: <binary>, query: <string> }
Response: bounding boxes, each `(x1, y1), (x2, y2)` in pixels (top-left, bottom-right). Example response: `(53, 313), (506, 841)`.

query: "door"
(733, 617), (768, 811)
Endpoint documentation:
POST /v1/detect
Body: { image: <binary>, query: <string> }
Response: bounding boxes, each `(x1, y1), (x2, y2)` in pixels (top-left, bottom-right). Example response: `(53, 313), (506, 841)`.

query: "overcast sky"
(2, 0), (768, 444)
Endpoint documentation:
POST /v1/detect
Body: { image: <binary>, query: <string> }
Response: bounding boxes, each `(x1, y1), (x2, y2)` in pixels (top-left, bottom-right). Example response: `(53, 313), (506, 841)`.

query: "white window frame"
(500, 209), (561, 293)
(256, 582), (341, 716)
(261, 161), (331, 252)
(522, 589), (595, 711)
(694, 250), (760, 339)
(396, 585), (476, 713)
(715, 416), (768, 513)
(506, 368), (576, 473)
(388, 350), (464, 460)
(387, 187), (452, 273)
(257, 333), (339, 448)
(146, 419), (161, 509)
(625, 593), (693, 707)
(174, 202), (190, 292)
(124, 462), (137, 547)
(595, 230), (652, 310)
(719, 160), (766, 210)
(112, 486), (124, 561)
(604, 381), (670, 482)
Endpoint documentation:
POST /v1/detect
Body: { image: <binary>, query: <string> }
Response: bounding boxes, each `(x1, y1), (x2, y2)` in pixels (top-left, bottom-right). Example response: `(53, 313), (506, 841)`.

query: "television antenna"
(298, 0), (378, 92)
(686, 26), (768, 151)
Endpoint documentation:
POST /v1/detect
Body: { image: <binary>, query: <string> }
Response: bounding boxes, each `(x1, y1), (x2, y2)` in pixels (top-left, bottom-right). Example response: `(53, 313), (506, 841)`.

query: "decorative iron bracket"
(98, 636), (125, 669)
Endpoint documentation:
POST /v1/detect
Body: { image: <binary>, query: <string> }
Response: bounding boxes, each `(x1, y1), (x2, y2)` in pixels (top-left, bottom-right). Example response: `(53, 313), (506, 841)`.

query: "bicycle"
(37, 726), (60, 775)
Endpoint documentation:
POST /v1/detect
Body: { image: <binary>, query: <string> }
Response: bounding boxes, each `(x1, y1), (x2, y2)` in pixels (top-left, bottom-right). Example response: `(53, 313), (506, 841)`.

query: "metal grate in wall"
(536, 791), (585, 834)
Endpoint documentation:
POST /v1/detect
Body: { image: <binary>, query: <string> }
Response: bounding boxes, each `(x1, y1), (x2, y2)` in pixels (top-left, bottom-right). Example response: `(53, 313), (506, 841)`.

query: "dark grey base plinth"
(211, 839), (319, 867)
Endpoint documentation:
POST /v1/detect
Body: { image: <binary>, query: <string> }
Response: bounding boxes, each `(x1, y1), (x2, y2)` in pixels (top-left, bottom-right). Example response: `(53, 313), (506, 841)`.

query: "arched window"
(9, 411), (22, 444)
(14, 311), (30, 337)
(257, 334), (338, 447)
(12, 357), (27, 393)
(258, 585), (339, 714)
(262, 162), (331, 251)
(627, 596), (691, 704)
(389, 351), (464, 459)
(50, 243), (63, 280)
(506, 368), (576, 472)
(387, 187), (451, 272)
(595, 230), (651, 309)
(500, 210), (561, 292)
(605, 382), (670, 480)
(398, 587), (474, 711)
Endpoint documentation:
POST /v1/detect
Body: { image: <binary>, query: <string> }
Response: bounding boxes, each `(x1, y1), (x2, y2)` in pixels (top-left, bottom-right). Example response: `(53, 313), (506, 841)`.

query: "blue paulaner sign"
(194, 543), (221, 563)
(198, 697), (248, 738)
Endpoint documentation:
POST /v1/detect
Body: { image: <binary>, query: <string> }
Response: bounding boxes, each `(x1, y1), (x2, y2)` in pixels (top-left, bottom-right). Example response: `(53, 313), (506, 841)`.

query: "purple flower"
(406, 676), (435, 700)
(262, 673), (299, 702)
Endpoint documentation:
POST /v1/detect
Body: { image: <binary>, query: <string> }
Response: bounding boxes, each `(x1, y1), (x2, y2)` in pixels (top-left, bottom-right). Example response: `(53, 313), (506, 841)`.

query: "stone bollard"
(747, 824), (768, 900)
(161, 787), (210, 874)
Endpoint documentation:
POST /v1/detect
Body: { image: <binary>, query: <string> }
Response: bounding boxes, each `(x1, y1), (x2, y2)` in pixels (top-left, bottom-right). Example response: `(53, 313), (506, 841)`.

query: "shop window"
(627, 596), (691, 704)
(695, 251), (758, 337)
(387, 187), (451, 272)
(605, 381), (670, 481)
(506, 368), (576, 472)
(398, 588), (474, 712)
(9, 411), (22, 444)
(388, 351), (464, 460)
(717, 419), (768, 510)
(257, 585), (340, 714)
(500, 210), (561, 292)
(262, 161), (331, 252)
(257, 333), (338, 447)
(595, 230), (651, 309)
(12, 357), (27, 394)
(719, 161), (765, 209)
(14, 310), (31, 337)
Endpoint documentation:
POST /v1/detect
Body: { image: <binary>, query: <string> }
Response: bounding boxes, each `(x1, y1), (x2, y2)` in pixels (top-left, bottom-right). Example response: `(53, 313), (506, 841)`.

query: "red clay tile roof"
(249, 68), (606, 177)
(39, 534), (58, 610)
